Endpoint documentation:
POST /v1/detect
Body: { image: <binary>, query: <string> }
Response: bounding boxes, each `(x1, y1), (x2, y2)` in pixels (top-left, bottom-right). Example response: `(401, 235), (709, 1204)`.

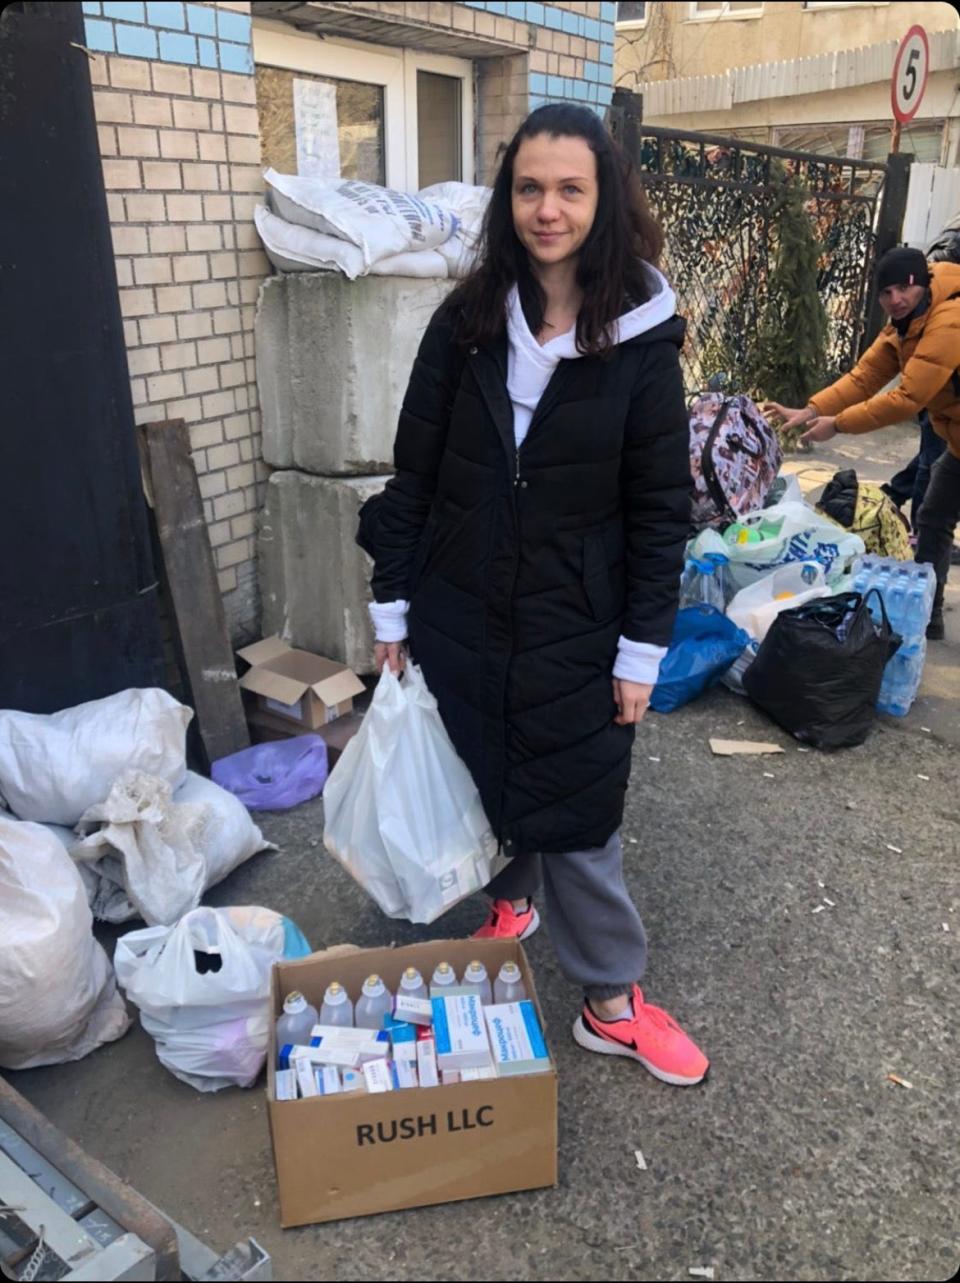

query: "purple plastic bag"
(211, 735), (328, 811)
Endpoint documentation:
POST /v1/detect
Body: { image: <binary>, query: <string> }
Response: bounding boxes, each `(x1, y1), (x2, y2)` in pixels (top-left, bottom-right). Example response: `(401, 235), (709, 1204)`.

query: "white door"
(253, 19), (475, 191)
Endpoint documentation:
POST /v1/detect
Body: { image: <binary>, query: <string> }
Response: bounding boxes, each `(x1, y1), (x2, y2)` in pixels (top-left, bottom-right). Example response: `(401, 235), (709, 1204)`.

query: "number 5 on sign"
(891, 25), (929, 125)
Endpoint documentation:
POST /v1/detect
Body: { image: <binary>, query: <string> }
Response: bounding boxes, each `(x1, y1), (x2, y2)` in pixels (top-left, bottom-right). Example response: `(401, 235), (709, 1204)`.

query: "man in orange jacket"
(771, 247), (960, 640)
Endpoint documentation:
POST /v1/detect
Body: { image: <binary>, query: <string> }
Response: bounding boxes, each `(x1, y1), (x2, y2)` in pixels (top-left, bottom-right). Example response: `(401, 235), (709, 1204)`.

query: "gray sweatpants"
(484, 831), (647, 1001)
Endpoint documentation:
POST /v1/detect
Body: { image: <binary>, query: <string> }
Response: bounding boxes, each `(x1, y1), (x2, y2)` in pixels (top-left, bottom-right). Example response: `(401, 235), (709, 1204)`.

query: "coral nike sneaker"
(572, 983), (709, 1085)
(471, 897), (540, 940)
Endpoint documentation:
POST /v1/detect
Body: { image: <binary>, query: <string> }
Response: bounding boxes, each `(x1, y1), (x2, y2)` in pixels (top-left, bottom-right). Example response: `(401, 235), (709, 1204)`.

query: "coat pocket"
(582, 533), (615, 621)
(408, 511), (439, 595)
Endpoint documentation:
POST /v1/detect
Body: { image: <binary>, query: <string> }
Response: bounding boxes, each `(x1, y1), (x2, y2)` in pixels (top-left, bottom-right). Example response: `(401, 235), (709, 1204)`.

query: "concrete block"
(260, 470), (389, 673)
(255, 273), (453, 476)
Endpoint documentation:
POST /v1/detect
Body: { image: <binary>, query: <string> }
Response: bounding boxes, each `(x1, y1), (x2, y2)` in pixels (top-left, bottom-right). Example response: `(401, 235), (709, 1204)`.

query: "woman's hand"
(799, 415), (838, 446)
(613, 678), (653, 725)
(374, 641), (406, 675)
(763, 402), (816, 433)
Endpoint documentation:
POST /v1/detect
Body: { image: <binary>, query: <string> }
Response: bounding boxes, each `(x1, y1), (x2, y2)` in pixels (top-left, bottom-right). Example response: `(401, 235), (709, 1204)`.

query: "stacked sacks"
(255, 170), (490, 279)
(0, 689), (274, 1068)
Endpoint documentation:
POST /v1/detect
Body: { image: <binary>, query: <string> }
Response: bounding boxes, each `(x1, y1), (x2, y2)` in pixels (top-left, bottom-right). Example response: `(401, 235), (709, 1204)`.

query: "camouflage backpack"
(688, 392), (782, 531)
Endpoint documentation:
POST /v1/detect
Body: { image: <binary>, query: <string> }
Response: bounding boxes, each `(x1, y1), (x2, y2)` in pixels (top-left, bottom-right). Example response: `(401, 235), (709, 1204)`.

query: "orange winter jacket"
(809, 261), (960, 459)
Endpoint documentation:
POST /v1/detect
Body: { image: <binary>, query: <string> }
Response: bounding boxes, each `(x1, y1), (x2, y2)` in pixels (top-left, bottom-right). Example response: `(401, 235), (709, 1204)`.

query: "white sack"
(256, 204), (448, 278)
(115, 905), (290, 1091)
(368, 249), (449, 278)
(72, 770), (272, 926)
(255, 203), (365, 277)
(265, 169), (457, 265)
(0, 688), (191, 826)
(173, 770), (274, 893)
(0, 816), (129, 1070)
(419, 181), (490, 278)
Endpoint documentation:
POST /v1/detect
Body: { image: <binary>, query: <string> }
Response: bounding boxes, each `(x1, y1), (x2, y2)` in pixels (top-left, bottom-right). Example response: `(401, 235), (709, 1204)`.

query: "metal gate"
(609, 104), (889, 396)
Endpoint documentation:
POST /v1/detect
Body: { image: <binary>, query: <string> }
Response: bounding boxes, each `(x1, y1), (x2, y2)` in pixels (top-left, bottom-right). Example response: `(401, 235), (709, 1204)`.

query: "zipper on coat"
(514, 447), (520, 486)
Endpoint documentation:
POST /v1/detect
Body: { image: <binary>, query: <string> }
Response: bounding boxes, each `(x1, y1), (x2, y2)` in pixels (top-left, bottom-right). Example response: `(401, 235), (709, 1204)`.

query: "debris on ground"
(887, 1073), (913, 1089)
(709, 738), (784, 756)
(634, 1149), (647, 1170)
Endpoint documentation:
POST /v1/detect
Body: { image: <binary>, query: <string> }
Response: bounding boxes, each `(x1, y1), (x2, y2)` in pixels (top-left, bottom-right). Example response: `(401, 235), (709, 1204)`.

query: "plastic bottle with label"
(275, 991), (319, 1048)
(318, 981), (354, 1028)
(398, 966), (428, 1001)
(493, 961), (527, 1004)
(355, 974), (394, 1029)
(462, 960), (493, 1006)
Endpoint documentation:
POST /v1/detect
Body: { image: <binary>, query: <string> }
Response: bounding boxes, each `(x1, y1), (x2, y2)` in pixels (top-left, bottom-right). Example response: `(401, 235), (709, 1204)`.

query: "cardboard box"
(267, 939), (557, 1227)
(237, 635), (365, 731)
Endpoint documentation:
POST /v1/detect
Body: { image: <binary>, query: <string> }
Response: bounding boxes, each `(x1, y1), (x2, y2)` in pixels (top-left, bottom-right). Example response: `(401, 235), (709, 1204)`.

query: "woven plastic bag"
(323, 664), (503, 924)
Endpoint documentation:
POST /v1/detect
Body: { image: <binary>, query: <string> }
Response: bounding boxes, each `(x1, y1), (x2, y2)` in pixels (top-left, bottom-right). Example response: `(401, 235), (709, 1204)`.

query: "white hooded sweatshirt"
(369, 264), (680, 685)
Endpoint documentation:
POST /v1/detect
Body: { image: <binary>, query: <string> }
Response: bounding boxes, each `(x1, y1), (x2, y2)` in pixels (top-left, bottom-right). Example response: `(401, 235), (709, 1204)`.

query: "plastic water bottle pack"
(850, 556), (936, 716)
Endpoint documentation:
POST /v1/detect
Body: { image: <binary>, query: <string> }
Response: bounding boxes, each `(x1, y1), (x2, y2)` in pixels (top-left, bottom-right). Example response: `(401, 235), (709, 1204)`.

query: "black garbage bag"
(743, 591), (900, 749)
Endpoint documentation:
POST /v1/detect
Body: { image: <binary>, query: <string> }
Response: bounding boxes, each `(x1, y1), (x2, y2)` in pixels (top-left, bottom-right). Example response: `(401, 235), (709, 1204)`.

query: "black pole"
(862, 151), (914, 352)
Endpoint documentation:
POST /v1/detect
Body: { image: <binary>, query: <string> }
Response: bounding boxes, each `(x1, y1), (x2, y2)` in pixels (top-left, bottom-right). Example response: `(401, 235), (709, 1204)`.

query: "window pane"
(617, 1), (646, 21)
(694, 2), (724, 11)
(728, 2), (761, 9)
(255, 64), (385, 184)
(417, 71), (461, 189)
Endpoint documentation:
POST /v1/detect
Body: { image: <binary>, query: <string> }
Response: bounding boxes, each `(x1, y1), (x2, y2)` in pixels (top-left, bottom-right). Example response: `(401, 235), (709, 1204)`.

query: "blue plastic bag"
(212, 735), (328, 811)
(651, 605), (750, 713)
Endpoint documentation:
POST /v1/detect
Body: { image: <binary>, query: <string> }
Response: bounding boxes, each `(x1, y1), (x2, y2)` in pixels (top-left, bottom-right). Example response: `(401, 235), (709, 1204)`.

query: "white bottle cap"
(432, 962), (455, 983)
(400, 967), (423, 991)
(465, 960), (487, 980)
(497, 962), (521, 983)
(362, 974), (385, 997)
(283, 990), (307, 1014)
(324, 982), (347, 1004)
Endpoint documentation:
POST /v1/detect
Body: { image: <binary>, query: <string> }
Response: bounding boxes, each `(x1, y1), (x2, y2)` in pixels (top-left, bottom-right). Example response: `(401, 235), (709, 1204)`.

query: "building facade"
(615, 1), (960, 165)
(80, 0), (617, 644)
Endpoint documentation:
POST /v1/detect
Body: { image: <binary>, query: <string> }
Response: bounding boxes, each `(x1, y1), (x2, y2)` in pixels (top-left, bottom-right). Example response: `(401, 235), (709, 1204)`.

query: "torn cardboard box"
(237, 636), (364, 732)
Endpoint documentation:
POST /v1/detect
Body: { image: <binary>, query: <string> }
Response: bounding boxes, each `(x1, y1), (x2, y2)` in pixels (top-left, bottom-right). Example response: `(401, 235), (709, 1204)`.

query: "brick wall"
(84, 0), (267, 643)
(81, 0), (617, 648)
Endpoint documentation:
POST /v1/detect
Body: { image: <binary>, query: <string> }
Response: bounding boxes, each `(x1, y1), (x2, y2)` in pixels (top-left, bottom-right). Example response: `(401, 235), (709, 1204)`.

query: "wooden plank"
(138, 419), (249, 768)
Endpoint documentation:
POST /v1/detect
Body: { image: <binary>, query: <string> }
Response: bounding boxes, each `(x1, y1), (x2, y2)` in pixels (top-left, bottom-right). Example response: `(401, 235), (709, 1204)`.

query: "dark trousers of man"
(915, 448), (960, 617)
(885, 411), (947, 522)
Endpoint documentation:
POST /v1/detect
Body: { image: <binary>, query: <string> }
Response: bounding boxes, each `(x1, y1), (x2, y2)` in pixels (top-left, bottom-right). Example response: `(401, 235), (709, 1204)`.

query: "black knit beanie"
(876, 246), (930, 291)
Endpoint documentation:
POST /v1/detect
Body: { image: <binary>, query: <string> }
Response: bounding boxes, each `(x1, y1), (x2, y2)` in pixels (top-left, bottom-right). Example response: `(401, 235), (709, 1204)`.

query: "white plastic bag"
(265, 170), (457, 266)
(323, 664), (503, 925)
(726, 561), (830, 642)
(0, 688), (191, 825)
(0, 817), (130, 1070)
(114, 906), (293, 1091)
(691, 500), (865, 595)
(72, 770), (273, 926)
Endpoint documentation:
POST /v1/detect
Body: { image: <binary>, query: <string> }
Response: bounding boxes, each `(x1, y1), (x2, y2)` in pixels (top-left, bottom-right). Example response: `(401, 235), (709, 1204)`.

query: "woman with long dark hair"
(367, 105), (708, 1085)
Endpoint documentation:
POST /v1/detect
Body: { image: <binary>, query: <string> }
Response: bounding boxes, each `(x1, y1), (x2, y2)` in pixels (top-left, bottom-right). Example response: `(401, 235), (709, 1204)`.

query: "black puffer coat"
(369, 303), (691, 857)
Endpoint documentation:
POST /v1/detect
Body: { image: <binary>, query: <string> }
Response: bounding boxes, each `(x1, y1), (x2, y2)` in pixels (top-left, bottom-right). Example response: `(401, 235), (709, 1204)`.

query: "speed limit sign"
(891, 24), (929, 124)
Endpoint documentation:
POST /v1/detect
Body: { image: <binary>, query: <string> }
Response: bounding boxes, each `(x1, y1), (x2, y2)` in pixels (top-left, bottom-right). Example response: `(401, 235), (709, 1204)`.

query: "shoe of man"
(471, 898), (540, 940)
(572, 983), (709, 1086)
(927, 608), (945, 640)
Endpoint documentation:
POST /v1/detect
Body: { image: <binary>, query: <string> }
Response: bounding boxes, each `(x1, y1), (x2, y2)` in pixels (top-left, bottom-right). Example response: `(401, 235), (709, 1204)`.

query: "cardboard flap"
(312, 670), (365, 706)
(239, 666), (307, 706)
(236, 634), (292, 667)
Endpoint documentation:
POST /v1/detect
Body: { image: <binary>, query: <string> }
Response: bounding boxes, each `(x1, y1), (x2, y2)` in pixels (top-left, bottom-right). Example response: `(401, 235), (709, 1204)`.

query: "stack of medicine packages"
(273, 959), (551, 1099)
(851, 554), (936, 716)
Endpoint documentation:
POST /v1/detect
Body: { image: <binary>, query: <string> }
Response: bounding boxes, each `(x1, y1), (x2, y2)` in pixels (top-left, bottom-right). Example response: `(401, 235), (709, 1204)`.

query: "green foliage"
(749, 166), (830, 449)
